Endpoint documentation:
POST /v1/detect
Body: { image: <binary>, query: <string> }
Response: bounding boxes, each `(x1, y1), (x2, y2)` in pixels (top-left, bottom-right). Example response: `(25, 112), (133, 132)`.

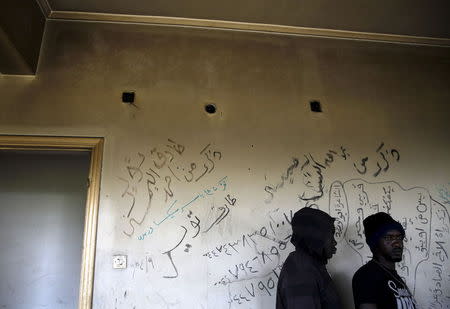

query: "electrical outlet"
(112, 255), (127, 269)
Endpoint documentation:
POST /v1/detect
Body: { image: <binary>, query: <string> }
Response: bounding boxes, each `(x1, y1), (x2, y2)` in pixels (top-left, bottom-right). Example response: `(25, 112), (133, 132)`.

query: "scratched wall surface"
(0, 19), (449, 309)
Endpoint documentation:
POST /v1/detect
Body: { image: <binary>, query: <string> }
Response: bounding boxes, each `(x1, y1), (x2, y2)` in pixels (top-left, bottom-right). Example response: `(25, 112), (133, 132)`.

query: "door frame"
(0, 135), (103, 309)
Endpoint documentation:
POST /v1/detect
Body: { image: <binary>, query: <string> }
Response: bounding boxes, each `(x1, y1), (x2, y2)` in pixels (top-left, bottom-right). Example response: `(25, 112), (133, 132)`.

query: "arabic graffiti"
(424, 200), (449, 309)
(203, 194), (238, 233)
(264, 155), (326, 204)
(328, 179), (450, 309)
(264, 143), (399, 204)
(353, 142), (400, 177)
(226, 266), (282, 306)
(264, 158), (299, 203)
(113, 139), (448, 309)
(158, 192), (239, 279)
(204, 209), (294, 307)
(137, 176), (229, 240)
(131, 190), (240, 281)
(118, 139), (222, 237)
(203, 209), (293, 261)
(206, 179), (448, 308)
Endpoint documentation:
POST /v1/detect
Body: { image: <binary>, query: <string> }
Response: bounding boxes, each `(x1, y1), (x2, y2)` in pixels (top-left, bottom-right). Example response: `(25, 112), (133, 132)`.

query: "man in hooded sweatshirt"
(276, 207), (342, 309)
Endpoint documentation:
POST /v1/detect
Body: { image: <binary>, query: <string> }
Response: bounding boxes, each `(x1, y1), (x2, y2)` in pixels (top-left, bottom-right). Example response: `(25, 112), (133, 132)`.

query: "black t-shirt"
(276, 250), (342, 309)
(352, 260), (416, 309)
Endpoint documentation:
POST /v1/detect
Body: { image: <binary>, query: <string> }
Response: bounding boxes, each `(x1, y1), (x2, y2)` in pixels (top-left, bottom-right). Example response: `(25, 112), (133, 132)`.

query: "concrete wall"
(0, 20), (449, 308)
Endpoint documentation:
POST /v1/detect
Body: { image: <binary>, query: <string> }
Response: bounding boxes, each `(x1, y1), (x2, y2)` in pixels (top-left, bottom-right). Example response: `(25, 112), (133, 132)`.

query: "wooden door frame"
(0, 135), (103, 309)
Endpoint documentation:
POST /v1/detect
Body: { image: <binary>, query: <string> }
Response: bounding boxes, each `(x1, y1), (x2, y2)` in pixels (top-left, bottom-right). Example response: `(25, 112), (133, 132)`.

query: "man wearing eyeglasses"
(352, 212), (417, 309)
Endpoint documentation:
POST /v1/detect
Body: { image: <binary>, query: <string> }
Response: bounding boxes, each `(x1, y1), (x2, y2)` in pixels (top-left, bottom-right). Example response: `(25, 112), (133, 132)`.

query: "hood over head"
(290, 207), (335, 264)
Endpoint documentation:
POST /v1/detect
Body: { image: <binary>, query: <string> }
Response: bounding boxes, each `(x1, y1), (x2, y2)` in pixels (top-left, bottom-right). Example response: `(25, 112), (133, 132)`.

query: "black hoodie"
(276, 207), (342, 309)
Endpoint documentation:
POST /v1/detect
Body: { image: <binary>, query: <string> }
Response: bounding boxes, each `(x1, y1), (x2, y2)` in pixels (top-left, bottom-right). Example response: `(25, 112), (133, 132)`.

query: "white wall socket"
(112, 255), (127, 269)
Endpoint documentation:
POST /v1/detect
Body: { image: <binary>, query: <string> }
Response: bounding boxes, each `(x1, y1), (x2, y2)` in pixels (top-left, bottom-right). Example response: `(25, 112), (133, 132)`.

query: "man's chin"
(325, 251), (336, 260)
(390, 253), (403, 262)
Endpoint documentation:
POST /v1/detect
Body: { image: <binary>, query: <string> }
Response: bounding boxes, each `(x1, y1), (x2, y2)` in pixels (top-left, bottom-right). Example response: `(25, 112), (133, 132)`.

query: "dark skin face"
(324, 226), (338, 260)
(373, 229), (404, 269)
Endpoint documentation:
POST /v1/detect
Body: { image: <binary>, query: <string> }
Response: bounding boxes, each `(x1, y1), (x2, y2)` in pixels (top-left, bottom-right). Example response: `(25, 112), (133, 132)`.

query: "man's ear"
(369, 243), (379, 257)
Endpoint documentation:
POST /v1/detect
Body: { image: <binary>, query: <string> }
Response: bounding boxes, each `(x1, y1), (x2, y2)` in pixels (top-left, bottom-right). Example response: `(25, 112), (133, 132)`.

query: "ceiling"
(46, 0), (450, 39)
(1, 0), (449, 75)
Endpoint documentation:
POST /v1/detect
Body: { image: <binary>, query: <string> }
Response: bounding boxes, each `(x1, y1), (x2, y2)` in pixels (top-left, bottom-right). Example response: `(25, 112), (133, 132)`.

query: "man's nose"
(392, 240), (403, 248)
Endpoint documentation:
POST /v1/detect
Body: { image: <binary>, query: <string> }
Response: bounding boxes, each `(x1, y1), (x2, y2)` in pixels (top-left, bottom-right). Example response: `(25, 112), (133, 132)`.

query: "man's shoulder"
(353, 260), (382, 282)
(284, 251), (317, 270)
(281, 250), (322, 279)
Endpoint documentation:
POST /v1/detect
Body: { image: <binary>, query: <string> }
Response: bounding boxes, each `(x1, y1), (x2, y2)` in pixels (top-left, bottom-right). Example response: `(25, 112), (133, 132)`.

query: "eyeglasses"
(382, 235), (405, 242)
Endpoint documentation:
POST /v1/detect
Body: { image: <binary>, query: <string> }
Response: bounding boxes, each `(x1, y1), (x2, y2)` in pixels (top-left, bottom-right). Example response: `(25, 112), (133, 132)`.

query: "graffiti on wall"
(115, 140), (449, 309)
(264, 143), (400, 205)
(118, 139), (222, 238)
(329, 179), (449, 307)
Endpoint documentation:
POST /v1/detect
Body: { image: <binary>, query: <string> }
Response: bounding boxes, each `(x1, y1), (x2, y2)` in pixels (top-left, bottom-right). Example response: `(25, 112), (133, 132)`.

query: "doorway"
(0, 136), (103, 309)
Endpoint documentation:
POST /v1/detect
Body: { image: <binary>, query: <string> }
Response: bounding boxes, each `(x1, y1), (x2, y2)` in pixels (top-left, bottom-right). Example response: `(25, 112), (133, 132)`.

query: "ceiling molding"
(49, 11), (450, 47)
(36, 0), (52, 18)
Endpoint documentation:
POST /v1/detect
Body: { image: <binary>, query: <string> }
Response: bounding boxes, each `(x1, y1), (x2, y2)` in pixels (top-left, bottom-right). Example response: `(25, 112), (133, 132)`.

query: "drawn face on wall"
(323, 226), (338, 260)
(376, 229), (404, 263)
